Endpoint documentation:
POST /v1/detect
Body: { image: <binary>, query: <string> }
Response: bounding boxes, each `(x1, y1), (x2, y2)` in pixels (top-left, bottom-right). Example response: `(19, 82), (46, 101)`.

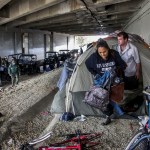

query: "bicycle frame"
(125, 87), (150, 150)
(38, 133), (102, 150)
(20, 130), (102, 150)
(145, 91), (150, 129)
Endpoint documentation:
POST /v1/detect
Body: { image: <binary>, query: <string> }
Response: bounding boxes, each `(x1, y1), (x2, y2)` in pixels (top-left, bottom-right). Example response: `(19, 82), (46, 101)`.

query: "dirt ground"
(0, 72), (140, 150)
(1, 114), (139, 150)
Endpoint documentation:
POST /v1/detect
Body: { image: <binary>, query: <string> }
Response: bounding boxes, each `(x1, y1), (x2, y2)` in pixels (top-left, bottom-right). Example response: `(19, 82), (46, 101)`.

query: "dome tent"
(51, 34), (150, 116)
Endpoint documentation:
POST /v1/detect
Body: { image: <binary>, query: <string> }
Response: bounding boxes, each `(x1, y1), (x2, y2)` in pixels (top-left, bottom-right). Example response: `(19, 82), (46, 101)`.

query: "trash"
(74, 114), (87, 122)
(0, 87), (3, 92)
(40, 111), (51, 116)
(59, 112), (75, 121)
(7, 138), (13, 146)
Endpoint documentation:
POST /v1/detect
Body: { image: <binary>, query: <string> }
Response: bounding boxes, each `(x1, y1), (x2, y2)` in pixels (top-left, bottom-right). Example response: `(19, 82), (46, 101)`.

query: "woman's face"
(98, 47), (109, 60)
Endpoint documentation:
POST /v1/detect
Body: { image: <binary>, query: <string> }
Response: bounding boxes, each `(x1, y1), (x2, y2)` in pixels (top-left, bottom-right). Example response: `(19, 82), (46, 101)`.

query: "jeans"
(110, 101), (124, 116)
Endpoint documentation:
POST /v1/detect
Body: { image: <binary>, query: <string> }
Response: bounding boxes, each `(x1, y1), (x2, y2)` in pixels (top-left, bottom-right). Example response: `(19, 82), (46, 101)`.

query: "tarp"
(51, 34), (150, 116)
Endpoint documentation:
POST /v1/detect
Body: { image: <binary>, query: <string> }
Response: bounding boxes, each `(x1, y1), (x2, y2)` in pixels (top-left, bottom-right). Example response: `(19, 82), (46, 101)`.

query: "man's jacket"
(8, 63), (19, 76)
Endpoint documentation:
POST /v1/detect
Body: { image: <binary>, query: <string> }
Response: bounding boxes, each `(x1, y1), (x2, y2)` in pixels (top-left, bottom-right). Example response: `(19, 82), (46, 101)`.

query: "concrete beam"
(38, 21), (81, 30)
(15, 13), (77, 29)
(0, 26), (51, 34)
(38, 18), (125, 30)
(0, 7), (9, 18)
(20, 13), (128, 30)
(0, 0), (66, 25)
(0, 0), (12, 9)
(1, 0), (84, 26)
(95, 0), (131, 7)
(50, 26), (120, 35)
(3, 0), (136, 27)
(45, 24), (122, 32)
(97, 0), (140, 16)
(82, 0), (97, 12)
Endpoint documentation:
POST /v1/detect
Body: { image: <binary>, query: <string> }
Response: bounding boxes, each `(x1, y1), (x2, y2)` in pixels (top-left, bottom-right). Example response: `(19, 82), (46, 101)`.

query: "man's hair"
(117, 31), (128, 40)
(96, 38), (110, 50)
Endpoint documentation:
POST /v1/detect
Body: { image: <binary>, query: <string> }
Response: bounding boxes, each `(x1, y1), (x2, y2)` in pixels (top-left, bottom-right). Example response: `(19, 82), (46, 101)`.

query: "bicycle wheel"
(125, 130), (149, 150)
(130, 134), (150, 150)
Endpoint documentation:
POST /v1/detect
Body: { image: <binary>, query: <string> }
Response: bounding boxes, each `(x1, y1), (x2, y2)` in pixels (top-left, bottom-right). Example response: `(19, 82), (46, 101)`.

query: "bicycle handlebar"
(29, 132), (53, 145)
(32, 131), (52, 142)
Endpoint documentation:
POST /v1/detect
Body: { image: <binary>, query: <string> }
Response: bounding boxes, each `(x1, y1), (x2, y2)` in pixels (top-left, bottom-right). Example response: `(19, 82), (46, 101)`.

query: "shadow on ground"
(0, 88), (58, 142)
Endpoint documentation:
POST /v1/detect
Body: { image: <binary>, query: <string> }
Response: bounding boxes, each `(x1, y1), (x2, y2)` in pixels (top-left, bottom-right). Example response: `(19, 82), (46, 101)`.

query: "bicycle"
(125, 86), (150, 150)
(20, 129), (103, 150)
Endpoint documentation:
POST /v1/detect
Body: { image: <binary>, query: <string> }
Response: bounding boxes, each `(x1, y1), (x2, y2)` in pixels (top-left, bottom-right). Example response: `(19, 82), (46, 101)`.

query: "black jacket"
(85, 49), (126, 76)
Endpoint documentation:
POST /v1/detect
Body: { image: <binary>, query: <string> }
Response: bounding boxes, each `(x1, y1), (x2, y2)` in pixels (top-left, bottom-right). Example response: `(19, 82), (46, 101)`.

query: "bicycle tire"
(125, 130), (149, 150)
(133, 134), (149, 150)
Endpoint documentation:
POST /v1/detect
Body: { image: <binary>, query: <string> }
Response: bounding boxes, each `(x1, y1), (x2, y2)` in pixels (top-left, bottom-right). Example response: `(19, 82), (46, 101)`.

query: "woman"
(85, 39), (126, 125)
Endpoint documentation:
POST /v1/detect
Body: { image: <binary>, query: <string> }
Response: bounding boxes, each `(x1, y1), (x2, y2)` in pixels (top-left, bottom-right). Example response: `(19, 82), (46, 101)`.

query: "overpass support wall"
(53, 32), (75, 51)
(0, 30), (75, 59)
(125, 0), (150, 45)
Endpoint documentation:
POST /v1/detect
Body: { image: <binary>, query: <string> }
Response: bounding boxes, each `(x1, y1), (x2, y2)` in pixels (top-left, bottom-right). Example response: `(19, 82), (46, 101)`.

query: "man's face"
(117, 35), (127, 46)
(12, 59), (15, 64)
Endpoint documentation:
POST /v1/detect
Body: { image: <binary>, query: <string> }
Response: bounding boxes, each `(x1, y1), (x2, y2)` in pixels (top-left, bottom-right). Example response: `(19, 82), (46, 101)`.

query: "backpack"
(83, 85), (109, 112)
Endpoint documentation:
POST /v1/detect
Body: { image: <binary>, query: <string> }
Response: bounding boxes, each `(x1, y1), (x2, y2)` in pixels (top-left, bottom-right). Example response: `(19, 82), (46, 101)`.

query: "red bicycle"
(20, 130), (103, 150)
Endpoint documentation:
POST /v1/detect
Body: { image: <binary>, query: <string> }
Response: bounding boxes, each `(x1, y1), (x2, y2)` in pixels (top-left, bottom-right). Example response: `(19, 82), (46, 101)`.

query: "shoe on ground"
(101, 117), (111, 126)
(119, 114), (136, 119)
(110, 114), (118, 119)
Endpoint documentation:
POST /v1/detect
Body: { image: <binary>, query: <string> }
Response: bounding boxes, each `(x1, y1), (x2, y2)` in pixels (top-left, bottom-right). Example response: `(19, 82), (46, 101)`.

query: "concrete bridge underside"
(0, 0), (144, 35)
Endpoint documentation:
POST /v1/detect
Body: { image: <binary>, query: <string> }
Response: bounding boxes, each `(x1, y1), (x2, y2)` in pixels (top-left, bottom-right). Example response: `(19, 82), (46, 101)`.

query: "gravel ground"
(48, 117), (139, 150)
(1, 114), (139, 150)
(0, 71), (140, 150)
(1, 109), (54, 149)
(0, 70), (60, 149)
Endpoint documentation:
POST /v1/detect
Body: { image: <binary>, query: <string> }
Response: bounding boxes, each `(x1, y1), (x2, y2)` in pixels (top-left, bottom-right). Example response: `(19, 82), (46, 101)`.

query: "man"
(8, 57), (19, 87)
(65, 50), (79, 78)
(116, 31), (140, 90)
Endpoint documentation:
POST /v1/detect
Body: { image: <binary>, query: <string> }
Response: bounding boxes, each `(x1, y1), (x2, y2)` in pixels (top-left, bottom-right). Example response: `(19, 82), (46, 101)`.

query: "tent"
(51, 34), (150, 116)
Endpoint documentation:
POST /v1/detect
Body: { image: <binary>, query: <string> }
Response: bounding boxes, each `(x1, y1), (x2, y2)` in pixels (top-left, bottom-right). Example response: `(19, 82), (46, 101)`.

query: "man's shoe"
(101, 117), (111, 126)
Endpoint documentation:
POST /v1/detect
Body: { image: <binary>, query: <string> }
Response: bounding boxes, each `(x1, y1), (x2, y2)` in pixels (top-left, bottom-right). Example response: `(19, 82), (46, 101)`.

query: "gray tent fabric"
(51, 35), (150, 116)
(50, 86), (66, 113)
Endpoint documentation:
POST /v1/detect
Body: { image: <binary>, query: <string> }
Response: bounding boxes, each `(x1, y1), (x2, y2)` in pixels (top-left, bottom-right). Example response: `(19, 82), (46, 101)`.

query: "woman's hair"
(96, 38), (110, 51)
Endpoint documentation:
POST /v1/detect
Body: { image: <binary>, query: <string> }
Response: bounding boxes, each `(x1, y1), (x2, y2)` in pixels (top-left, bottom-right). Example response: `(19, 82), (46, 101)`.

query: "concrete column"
(50, 32), (53, 51)
(44, 34), (46, 59)
(67, 36), (69, 50)
(14, 32), (16, 54)
(23, 33), (29, 54)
